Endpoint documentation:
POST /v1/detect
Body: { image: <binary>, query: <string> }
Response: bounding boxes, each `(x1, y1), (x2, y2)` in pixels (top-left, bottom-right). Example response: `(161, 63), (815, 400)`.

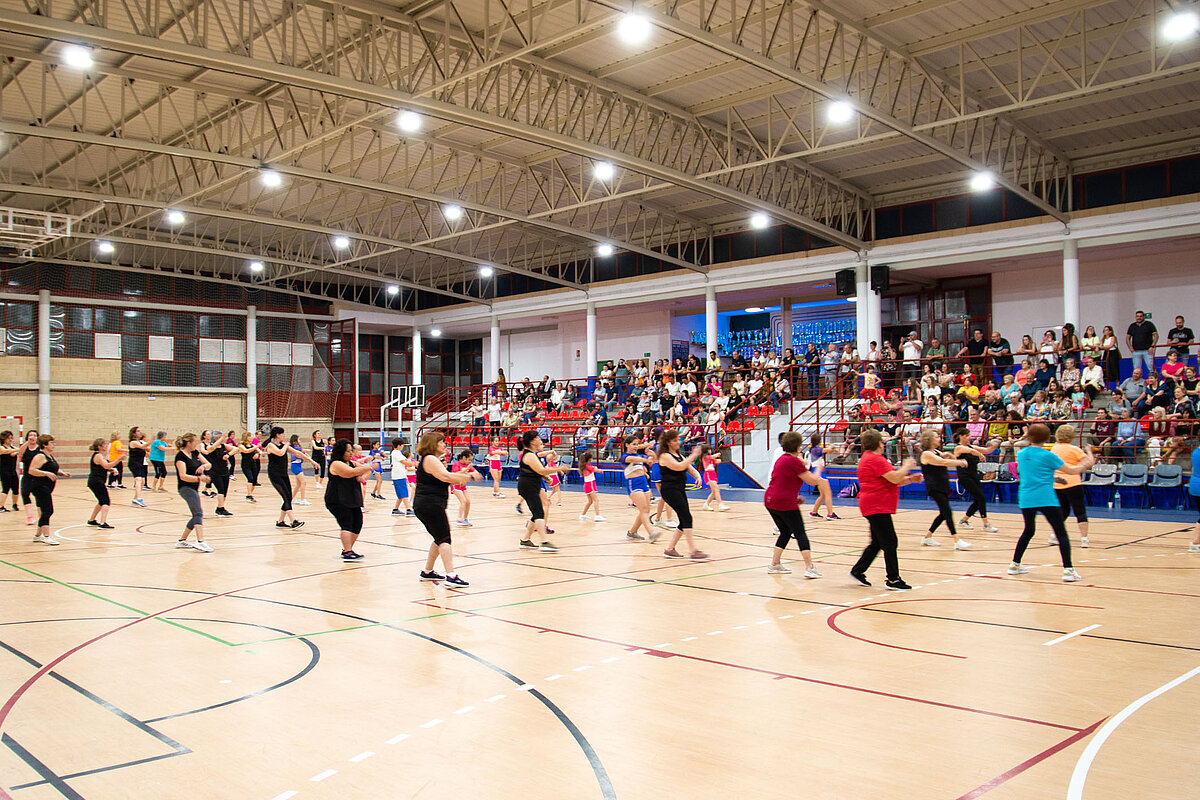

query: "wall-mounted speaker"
(835, 268), (856, 296)
(870, 264), (890, 293)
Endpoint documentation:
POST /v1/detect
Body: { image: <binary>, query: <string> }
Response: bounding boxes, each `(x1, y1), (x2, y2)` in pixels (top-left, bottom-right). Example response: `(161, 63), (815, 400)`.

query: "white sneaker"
(1007, 562), (1028, 575)
(175, 539), (194, 549)
(716, 505), (731, 512)
(296, 499), (312, 506)
(192, 541), (214, 553)
(1062, 567), (1082, 582)
(982, 523), (999, 532)
(958, 518), (973, 530)
(702, 502), (713, 511)
(803, 566), (823, 579)
(1048, 535), (1059, 544)
(456, 519), (472, 527)
(664, 519), (679, 528)
(767, 563), (791, 574)
(954, 539), (973, 550)
(1189, 543), (1200, 553)
(579, 514), (591, 522)
(1081, 537), (1089, 548)
(43, 534), (60, 546)
(922, 537), (942, 547)
(593, 515), (607, 522)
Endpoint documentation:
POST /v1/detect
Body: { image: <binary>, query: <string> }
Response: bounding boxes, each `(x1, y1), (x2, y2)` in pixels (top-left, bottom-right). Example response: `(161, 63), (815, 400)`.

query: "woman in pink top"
(700, 447), (729, 511)
(765, 431), (833, 576)
(577, 452), (606, 522)
(1161, 350), (1185, 385)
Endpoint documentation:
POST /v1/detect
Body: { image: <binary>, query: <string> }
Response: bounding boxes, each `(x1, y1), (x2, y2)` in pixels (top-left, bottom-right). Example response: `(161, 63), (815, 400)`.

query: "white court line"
(630, 649), (648, 655)
(453, 706), (475, 715)
(681, 636), (697, 641)
(1067, 665), (1200, 800)
(485, 695), (505, 703)
(601, 657), (620, 663)
(1043, 625), (1102, 647)
(654, 642), (671, 648)
(271, 793), (298, 800)
(706, 631), (723, 636)
(572, 665), (593, 672)
(545, 674), (563, 681)
(778, 615), (793, 620)
(755, 620), (770, 625)
(309, 769), (337, 782)
(732, 625), (747, 630)
(349, 751), (374, 762)
(386, 734), (409, 744)
(419, 719), (443, 729)
(516, 684), (535, 691)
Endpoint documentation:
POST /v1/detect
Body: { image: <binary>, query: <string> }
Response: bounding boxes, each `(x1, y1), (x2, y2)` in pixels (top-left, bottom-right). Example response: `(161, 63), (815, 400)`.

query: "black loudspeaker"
(835, 268), (856, 296)
(870, 264), (890, 293)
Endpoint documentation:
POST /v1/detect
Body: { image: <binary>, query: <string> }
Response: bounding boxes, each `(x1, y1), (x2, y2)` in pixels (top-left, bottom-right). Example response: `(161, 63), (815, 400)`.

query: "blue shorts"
(393, 479), (409, 499)
(627, 475), (651, 494)
(649, 463), (662, 483)
(289, 461), (302, 476)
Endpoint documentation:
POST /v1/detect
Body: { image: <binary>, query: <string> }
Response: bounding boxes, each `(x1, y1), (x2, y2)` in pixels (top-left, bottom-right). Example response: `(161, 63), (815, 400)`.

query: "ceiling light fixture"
(248, 260), (265, 273)
(593, 161), (615, 181)
(478, 265), (495, 278)
(749, 212), (770, 230)
(826, 100), (854, 124)
(1163, 10), (1200, 41)
(62, 45), (94, 70)
(259, 169), (283, 188)
(616, 13), (653, 45)
(332, 235), (350, 250)
(744, 307), (765, 313)
(96, 240), (115, 254)
(430, 328), (442, 337)
(969, 171), (997, 192)
(596, 243), (615, 257)
(386, 284), (400, 296)
(442, 204), (464, 221)
(396, 110), (422, 132)
(164, 209), (186, 226)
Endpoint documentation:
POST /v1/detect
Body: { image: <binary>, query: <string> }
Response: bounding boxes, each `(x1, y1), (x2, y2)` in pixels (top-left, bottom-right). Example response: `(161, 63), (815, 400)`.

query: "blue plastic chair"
(1148, 464), (1183, 509)
(1112, 463), (1149, 508)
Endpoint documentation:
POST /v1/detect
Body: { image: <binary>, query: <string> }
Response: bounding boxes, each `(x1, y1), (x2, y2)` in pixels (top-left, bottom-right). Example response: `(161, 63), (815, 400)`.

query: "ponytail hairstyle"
(176, 432), (197, 449)
(269, 426), (285, 442)
(289, 434), (300, 448)
(90, 438), (105, 452)
(578, 451), (593, 469)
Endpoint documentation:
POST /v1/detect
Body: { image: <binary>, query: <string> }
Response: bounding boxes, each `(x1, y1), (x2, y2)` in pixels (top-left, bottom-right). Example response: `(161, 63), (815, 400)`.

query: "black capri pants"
(152, 461), (167, 480)
(414, 501), (452, 545)
(130, 463), (148, 480)
(242, 458), (260, 486)
(313, 453), (327, 480)
(30, 484), (53, 527)
(927, 490), (958, 537)
(269, 471), (293, 511)
(88, 481), (110, 506)
(659, 487), (694, 530)
(1013, 506), (1072, 567)
(1, 471), (18, 496)
(1056, 485), (1088, 523)
(518, 480), (545, 522)
(210, 473), (230, 498)
(768, 508), (810, 551)
(20, 475), (33, 505)
(961, 478), (987, 519)
(327, 503), (363, 535)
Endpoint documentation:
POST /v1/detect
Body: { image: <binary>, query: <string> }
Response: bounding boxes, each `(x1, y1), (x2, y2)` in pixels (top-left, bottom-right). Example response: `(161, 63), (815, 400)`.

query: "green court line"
(230, 547), (864, 646)
(0, 559), (236, 647)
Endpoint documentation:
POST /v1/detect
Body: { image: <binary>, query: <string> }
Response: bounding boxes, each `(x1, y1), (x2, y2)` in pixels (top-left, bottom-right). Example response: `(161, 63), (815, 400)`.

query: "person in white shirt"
(389, 440), (413, 516)
(748, 375), (765, 396)
(822, 344), (840, 392)
(682, 379), (698, 396)
(751, 350), (766, 369)
(665, 378), (681, 397)
(765, 351), (780, 369)
(487, 399), (502, 429)
(1081, 356), (1104, 402)
(901, 331), (924, 385)
(550, 385), (565, 410)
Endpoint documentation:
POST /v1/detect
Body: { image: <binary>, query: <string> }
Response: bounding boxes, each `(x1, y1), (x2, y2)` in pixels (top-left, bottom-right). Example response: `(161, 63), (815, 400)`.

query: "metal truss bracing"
(0, 0), (1195, 309)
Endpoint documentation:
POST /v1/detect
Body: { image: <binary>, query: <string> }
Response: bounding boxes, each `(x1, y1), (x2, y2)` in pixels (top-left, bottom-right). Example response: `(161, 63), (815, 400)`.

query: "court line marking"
(546, 674), (563, 681)
(419, 719), (443, 729)
(453, 706), (475, 715)
(309, 769), (336, 782)
(385, 734), (409, 744)
(485, 694), (505, 702)
(1043, 624), (1102, 647)
(1066, 664), (1200, 800)
(271, 792), (298, 800)
(349, 751), (374, 762)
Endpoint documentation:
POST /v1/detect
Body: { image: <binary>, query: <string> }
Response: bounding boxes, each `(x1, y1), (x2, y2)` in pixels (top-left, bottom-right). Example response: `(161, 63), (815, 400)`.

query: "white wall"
(991, 246), (1196, 343)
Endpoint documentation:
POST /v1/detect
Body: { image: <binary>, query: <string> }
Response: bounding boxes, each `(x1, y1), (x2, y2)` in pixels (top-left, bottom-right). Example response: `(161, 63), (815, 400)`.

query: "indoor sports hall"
(0, 1), (1198, 798)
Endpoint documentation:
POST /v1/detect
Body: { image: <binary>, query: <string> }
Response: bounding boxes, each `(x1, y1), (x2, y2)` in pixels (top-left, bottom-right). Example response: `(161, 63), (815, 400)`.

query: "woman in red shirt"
(765, 432), (832, 576)
(849, 429), (921, 590)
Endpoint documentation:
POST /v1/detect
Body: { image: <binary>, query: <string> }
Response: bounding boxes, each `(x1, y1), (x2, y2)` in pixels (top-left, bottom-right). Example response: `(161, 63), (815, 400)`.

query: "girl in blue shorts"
(620, 435), (658, 543)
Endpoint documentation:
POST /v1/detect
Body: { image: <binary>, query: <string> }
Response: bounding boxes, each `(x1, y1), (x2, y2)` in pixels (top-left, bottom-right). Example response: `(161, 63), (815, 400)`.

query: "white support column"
(37, 289), (50, 433)
(1063, 239), (1079, 329)
(779, 297), (793, 355)
(854, 262), (870, 356)
(585, 303), (597, 377)
(246, 304), (257, 434)
(867, 287), (883, 351)
(705, 285), (718, 356)
(412, 327), (423, 387)
(352, 321), (360, 437)
(489, 317), (500, 383)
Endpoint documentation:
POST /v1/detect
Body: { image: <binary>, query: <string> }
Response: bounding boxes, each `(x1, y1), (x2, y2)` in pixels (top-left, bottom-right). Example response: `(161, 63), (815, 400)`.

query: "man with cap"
(900, 331), (924, 386)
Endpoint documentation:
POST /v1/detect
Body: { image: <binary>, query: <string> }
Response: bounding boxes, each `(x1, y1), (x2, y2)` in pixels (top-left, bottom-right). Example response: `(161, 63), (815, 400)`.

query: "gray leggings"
(179, 485), (203, 530)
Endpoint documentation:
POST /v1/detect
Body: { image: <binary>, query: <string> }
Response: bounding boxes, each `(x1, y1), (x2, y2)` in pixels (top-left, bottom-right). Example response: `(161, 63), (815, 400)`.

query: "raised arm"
(659, 445), (703, 471)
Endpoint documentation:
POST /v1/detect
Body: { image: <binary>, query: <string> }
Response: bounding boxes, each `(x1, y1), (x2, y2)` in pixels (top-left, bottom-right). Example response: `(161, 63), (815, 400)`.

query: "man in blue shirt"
(1113, 410), (1144, 462)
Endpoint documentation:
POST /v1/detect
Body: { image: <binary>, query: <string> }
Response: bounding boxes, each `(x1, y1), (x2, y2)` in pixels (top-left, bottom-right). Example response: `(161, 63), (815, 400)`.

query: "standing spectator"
(1038, 329), (1059, 371)
(1014, 334), (1038, 361)
(1080, 325), (1102, 365)
(1059, 323), (1082, 365)
(1167, 315), (1195, 364)
(1126, 310), (1158, 376)
(1100, 325), (1121, 387)
(822, 343), (840, 393)
(957, 328), (989, 386)
(987, 330), (1013, 383)
(926, 338), (948, 372)
(880, 341), (899, 391)
(803, 342), (822, 398)
(901, 331), (924, 386)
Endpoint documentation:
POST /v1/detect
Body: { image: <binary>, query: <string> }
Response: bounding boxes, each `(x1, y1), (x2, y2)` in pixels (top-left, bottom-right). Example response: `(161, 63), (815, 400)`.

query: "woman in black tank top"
(325, 438), (374, 561)
(86, 437), (124, 528)
(951, 428), (999, 532)
(19, 430), (40, 521)
(203, 431), (233, 518)
(264, 426), (317, 528)
(311, 431), (327, 485)
(413, 431), (478, 587)
(127, 426), (150, 508)
(657, 429), (709, 561)
(918, 428), (971, 549)
(0, 429), (19, 511)
(27, 434), (69, 543)
(515, 431), (567, 552)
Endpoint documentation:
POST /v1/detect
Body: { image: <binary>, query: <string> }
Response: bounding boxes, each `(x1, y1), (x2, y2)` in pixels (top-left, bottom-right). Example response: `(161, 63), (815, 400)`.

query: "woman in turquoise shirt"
(1007, 423), (1093, 582)
(148, 431), (171, 493)
(1189, 447), (1200, 554)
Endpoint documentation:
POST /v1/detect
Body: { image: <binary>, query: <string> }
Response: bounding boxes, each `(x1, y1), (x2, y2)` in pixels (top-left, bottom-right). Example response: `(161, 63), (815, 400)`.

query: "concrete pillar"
(412, 327), (423, 387)
(705, 285), (718, 356)
(37, 289), (50, 433)
(854, 262), (870, 356)
(779, 297), (793, 355)
(353, 320), (360, 436)
(246, 304), (257, 434)
(867, 286), (883, 352)
(489, 317), (501, 383)
(1063, 239), (1079, 329)
(585, 303), (597, 377)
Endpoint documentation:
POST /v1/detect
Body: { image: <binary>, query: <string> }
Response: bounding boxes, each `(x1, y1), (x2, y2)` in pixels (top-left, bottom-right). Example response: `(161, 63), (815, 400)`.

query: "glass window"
(945, 290), (967, 318)
(122, 310), (147, 334)
(224, 364), (245, 388)
(122, 272), (148, 296)
(122, 335), (148, 359)
(197, 363), (222, 387)
(224, 316), (245, 338)
(174, 337), (198, 362)
(66, 306), (93, 330)
(66, 266), (92, 291)
(5, 328), (34, 355)
(898, 296), (919, 322)
(94, 307), (119, 333)
(174, 362), (197, 386)
(199, 315), (222, 337)
(148, 311), (173, 335)
(65, 331), (93, 358)
(173, 313), (197, 336)
(7, 302), (34, 328)
(149, 362), (173, 385)
(122, 360), (147, 385)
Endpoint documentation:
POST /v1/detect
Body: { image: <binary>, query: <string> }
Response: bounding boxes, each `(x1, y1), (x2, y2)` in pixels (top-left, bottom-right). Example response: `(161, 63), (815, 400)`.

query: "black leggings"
(30, 483), (53, 527)
(927, 490), (958, 536)
(313, 454), (326, 480)
(961, 479), (987, 519)
(210, 473), (230, 499)
(768, 508), (810, 551)
(414, 501), (451, 545)
(1056, 485), (1088, 522)
(659, 487), (694, 529)
(518, 480), (545, 522)
(851, 513), (901, 581)
(1013, 507), (1072, 567)
(242, 458), (260, 486)
(1, 471), (18, 496)
(328, 503), (363, 535)
(20, 475), (33, 505)
(88, 481), (110, 507)
(269, 471), (293, 511)
(108, 462), (123, 486)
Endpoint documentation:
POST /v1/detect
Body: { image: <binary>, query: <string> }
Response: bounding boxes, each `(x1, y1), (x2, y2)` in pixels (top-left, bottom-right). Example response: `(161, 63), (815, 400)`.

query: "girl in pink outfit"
(578, 452), (606, 522)
(701, 447), (729, 511)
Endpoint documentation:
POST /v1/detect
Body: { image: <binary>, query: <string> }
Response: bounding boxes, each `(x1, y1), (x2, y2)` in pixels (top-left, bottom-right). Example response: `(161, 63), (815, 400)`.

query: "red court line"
(826, 598), (1105, 660)
(415, 602), (1085, 732)
(955, 717), (1106, 799)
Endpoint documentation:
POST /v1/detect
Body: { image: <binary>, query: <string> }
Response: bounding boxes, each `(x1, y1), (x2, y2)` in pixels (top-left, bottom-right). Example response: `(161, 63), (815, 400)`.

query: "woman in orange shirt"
(1051, 424), (1091, 548)
(107, 431), (127, 489)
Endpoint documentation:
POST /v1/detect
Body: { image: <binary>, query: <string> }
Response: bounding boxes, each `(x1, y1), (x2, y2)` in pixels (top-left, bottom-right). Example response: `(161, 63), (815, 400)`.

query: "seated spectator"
(1070, 384), (1087, 418)
(1112, 410), (1144, 462)
(1088, 408), (1116, 456)
(1033, 359), (1056, 392)
(549, 384), (565, 411)
(1004, 410), (1029, 458)
(1081, 356), (1104, 401)
(1182, 366), (1199, 400)
(1059, 358), (1081, 389)
(731, 351), (748, 371)
(964, 406), (988, 445)
(1050, 391), (1073, 425)
(1164, 385), (1196, 464)
(980, 387), (1004, 419)
(1027, 390), (1051, 421)
(749, 350), (764, 370)
(921, 372), (941, 403)
(769, 373), (791, 406)
(1146, 373), (1172, 410)
(926, 338), (948, 371)
(1107, 391), (1131, 418)
(1161, 349), (1185, 387)
(1145, 407), (1171, 465)
(956, 375), (981, 404)
(999, 373), (1021, 406)
(765, 350), (781, 370)
(748, 371), (766, 399)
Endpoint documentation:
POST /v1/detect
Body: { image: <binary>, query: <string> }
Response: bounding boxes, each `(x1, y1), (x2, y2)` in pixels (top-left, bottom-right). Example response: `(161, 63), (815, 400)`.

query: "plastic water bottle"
(1113, 490), (1121, 510)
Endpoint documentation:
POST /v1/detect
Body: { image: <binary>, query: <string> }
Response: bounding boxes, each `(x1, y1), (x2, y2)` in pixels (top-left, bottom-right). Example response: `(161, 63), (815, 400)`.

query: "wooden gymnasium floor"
(0, 478), (1196, 800)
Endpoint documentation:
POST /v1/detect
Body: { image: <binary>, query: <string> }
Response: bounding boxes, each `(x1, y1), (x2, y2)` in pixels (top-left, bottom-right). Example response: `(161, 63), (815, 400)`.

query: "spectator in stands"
(503, 406), (520, 429)
(1161, 350), (1186, 388)
(1167, 315), (1194, 364)
(965, 406), (988, 445)
(1038, 329), (1059, 372)
(1164, 386), (1196, 464)
(840, 343), (859, 393)
(956, 374), (981, 405)
(880, 340), (899, 390)
(549, 383), (565, 412)
(988, 331), (1013, 382)
(1033, 359), (1056, 394)
(980, 386), (1004, 419)
(706, 350), (721, 378)
(822, 343), (840, 392)
(1059, 323), (1082, 365)
(770, 372), (791, 406)
(1081, 356), (1104, 402)
(748, 371), (765, 400)
(1081, 325), (1102, 365)
(1088, 408), (1116, 455)
(1100, 325), (1122, 387)
(1107, 390), (1131, 418)
(1112, 409), (1144, 462)
(1126, 310), (1158, 376)
(864, 341), (880, 369)
(1183, 366), (1199, 400)
(1027, 390), (1051, 421)
(926, 338), (948, 371)
(1004, 410), (1029, 460)
(999, 373), (1021, 406)
(1060, 357), (1081, 389)
(1015, 334), (1037, 361)
(901, 331), (923, 385)
(804, 343), (822, 397)
(731, 351), (748, 372)
(1050, 390), (1073, 426)
(957, 328), (989, 386)
(1146, 373), (1172, 411)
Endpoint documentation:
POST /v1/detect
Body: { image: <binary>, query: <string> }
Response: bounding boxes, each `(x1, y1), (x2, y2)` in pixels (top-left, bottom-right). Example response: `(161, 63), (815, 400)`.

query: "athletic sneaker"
(716, 505), (730, 512)
(626, 531), (646, 541)
(215, 508), (233, 517)
(958, 518), (973, 529)
(518, 539), (539, 550)
(981, 523), (999, 532)
(392, 509), (404, 516)
(647, 529), (662, 543)
(514, 503), (524, 515)
(0, 507), (6, 513)
(1007, 562), (1029, 575)
(689, 551), (710, 561)
(341, 551), (363, 561)
(192, 541), (214, 553)
(809, 511), (822, 518)
(405, 509), (415, 517)
(175, 539), (194, 549)
(444, 574), (469, 587)
(922, 537), (941, 547)
(295, 499), (312, 506)
(849, 571), (871, 587)
(25, 516), (33, 525)
(245, 496), (256, 503)
(1048, 535), (1059, 544)
(132, 498), (147, 508)
(1189, 543), (1200, 553)
(579, 514), (592, 522)
(290, 520), (304, 529)
(662, 548), (685, 559)
(1062, 568), (1082, 582)
(1081, 537), (1089, 548)
(275, 522), (290, 528)
(825, 512), (840, 520)
(98, 523), (114, 530)
(86, 519), (100, 527)
(492, 492), (506, 498)
(538, 541), (558, 552)
(767, 562), (791, 574)
(593, 515), (607, 522)
(884, 579), (913, 591)
(803, 566), (823, 579)
(420, 570), (445, 581)
(454, 519), (471, 527)
(664, 519), (680, 528)
(954, 539), (973, 550)
(545, 527), (555, 534)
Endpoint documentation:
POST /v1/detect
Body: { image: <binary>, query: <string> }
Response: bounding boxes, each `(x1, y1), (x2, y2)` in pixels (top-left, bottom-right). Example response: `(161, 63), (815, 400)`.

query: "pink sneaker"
(662, 548), (684, 559)
(689, 551), (710, 562)
(826, 512), (841, 520)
